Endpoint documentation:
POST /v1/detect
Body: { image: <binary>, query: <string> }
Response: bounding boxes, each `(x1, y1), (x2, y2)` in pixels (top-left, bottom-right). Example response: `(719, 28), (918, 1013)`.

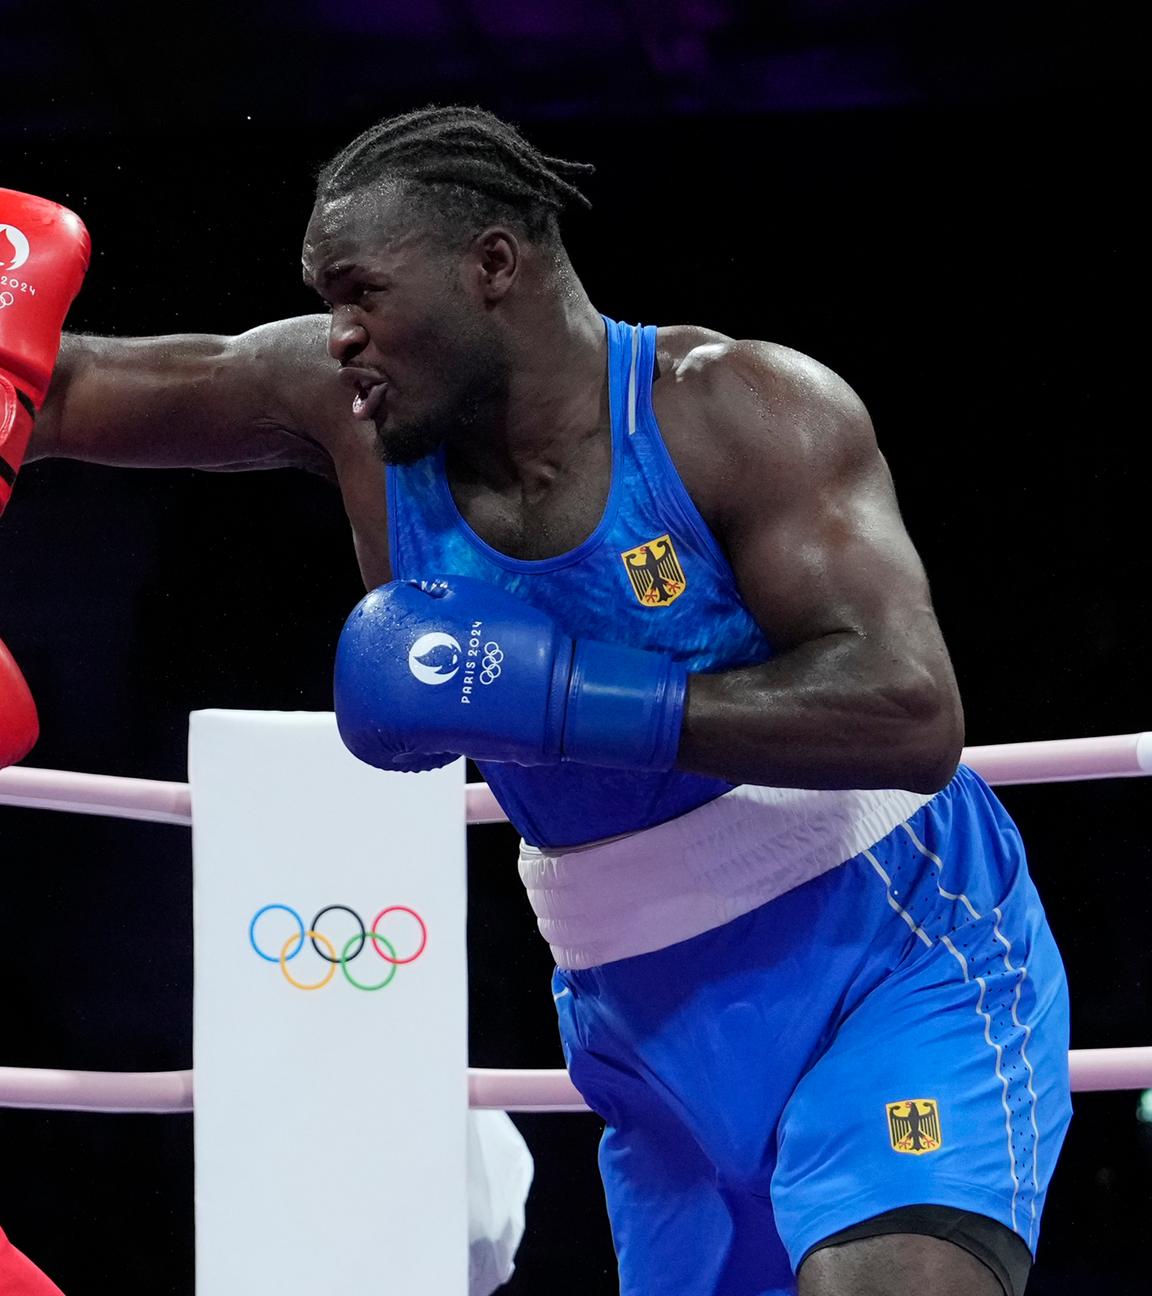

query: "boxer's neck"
(445, 270), (608, 494)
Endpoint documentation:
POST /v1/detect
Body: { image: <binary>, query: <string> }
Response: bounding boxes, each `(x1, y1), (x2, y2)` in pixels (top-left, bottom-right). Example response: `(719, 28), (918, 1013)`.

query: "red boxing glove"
(0, 1226), (66, 1296)
(1, 372), (32, 516)
(0, 189), (90, 513)
(1, 634), (38, 767)
(0, 189), (90, 407)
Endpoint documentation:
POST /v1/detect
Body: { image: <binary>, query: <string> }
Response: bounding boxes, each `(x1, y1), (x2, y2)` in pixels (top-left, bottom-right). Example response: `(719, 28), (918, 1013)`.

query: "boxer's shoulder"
(230, 311), (330, 365)
(655, 326), (865, 428)
(230, 312), (376, 465)
(230, 313), (340, 424)
(652, 325), (878, 528)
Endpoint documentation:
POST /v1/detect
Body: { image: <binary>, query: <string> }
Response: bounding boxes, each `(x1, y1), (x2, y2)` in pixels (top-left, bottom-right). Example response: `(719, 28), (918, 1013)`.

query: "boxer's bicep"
(715, 345), (956, 705)
(29, 314), (342, 477)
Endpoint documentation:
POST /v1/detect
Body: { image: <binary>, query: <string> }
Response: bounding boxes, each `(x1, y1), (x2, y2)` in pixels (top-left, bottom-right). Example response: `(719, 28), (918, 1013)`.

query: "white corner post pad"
(189, 710), (468, 1296)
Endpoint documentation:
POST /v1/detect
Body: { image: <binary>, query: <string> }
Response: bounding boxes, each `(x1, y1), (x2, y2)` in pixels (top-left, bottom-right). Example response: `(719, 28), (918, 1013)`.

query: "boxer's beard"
(373, 335), (511, 467)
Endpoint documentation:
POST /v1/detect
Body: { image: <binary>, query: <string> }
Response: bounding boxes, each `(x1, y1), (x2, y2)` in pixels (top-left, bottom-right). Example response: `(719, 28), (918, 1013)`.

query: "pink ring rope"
(1, 731), (1148, 1113)
(0, 733), (1148, 826)
(1, 1050), (1150, 1116)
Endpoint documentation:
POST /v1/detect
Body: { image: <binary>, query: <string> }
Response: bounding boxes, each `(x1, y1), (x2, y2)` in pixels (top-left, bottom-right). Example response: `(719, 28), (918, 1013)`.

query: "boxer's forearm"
(32, 332), (229, 463)
(29, 323), (336, 476)
(677, 631), (963, 793)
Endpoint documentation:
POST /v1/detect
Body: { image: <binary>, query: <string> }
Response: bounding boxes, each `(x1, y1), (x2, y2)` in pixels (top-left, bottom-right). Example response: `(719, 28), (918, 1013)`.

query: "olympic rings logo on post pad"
(248, 904), (428, 992)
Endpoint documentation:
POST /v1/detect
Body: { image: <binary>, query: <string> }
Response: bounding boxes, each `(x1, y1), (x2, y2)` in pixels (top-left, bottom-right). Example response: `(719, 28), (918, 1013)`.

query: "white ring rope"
(1, 1049), (1150, 1115)
(0, 733), (1148, 824)
(1, 731), (1148, 1114)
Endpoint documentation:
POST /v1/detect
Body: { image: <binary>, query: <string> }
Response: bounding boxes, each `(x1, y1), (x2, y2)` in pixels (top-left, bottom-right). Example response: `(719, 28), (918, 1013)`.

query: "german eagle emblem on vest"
(886, 1098), (943, 1155)
(621, 534), (687, 607)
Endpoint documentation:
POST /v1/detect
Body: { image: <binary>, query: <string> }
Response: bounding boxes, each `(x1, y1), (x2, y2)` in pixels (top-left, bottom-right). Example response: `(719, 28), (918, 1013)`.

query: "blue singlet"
(387, 316), (771, 847)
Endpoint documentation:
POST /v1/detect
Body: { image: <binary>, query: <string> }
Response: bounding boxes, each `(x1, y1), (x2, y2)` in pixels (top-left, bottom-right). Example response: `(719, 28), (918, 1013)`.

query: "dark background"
(0, 2), (1147, 1293)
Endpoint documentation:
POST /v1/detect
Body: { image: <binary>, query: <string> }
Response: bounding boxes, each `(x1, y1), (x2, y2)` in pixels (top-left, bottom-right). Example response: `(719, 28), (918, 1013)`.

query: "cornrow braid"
(315, 105), (594, 246)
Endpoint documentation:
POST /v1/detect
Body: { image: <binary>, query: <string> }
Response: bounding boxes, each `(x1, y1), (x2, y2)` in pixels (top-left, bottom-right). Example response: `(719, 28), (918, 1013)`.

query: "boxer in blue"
(29, 107), (1070, 1294)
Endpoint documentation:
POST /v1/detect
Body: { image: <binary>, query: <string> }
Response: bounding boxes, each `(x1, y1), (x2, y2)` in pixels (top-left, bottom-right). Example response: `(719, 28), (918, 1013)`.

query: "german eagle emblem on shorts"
(621, 534), (687, 607)
(886, 1098), (942, 1155)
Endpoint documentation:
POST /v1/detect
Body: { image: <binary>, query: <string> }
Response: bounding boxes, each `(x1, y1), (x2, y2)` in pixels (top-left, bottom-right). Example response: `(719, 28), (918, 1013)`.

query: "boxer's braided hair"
(316, 105), (594, 248)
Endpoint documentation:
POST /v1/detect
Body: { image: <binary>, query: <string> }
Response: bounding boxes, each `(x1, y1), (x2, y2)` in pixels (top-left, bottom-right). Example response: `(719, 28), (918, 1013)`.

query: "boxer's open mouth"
(339, 367), (389, 421)
(352, 381), (388, 421)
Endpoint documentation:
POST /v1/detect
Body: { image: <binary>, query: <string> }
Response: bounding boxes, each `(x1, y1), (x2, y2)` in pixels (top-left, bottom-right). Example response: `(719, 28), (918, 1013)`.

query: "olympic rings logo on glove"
(479, 642), (503, 686)
(248, 903), (428, 992)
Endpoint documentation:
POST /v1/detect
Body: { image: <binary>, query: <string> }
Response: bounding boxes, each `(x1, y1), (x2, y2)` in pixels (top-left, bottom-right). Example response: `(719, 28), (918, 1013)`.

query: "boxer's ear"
(469, 227), (520, 303)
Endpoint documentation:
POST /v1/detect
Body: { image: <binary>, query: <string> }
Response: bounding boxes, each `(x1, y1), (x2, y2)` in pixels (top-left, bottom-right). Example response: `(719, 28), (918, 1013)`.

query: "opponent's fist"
(0, 189), (90, 408)
(334, 576), (687, 773)
(1, 636), (38, 767)
(1, 190), (90, 515)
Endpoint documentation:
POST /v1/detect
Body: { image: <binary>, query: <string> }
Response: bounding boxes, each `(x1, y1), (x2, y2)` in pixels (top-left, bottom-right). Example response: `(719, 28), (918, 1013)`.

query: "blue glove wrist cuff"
(562, 639), (688, 771)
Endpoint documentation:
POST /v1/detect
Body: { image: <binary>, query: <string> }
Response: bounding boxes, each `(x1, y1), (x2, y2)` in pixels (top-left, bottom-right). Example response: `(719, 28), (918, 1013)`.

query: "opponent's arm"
(29, 314), (345, 478)
(676, 341), (963, 794)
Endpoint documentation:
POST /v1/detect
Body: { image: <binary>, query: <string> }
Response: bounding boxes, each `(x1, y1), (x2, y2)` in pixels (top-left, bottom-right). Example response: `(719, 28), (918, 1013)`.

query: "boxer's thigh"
(554, 968), (796, 1296)
(769, 861), (1072, 1286)
(598, 1102), (795, 1296)
(548, 824), (963, 1295)
(798, 1227), (1012, 1295)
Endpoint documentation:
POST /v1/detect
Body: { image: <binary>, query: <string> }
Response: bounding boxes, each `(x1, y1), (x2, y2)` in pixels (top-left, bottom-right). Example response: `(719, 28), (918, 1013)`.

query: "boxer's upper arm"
(29, 314), (344, 478)
(699, 341), (959, 714)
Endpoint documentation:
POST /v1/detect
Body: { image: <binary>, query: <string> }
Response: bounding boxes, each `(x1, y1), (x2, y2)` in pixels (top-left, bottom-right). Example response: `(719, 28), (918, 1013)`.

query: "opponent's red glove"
(1, 190), (88, 760)
(1, 634), (37, 767)
(0, 1225), (65, 1295)
(1, 188), (90, 514)
(0, 195), (88, 1272)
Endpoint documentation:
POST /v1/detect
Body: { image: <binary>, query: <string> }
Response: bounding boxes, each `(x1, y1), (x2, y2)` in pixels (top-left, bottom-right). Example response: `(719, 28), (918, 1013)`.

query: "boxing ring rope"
(3, 1050), (1151, 1116)
(1, 730), (1150, 1115)
(0, 764), (508, 826)
(1, 733), (1148, 827)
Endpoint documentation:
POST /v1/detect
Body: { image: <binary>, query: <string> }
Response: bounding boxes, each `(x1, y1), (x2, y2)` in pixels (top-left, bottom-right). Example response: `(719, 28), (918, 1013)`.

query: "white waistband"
(518, 783), (935, 970)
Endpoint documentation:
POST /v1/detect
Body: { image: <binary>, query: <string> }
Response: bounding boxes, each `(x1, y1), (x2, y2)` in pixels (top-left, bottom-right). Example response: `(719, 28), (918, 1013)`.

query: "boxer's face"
(303, 188), (511, 465)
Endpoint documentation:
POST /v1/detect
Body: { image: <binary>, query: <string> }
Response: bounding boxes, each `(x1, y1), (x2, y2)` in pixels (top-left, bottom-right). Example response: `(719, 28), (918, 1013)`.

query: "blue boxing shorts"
(540, 766), (1072, 1295)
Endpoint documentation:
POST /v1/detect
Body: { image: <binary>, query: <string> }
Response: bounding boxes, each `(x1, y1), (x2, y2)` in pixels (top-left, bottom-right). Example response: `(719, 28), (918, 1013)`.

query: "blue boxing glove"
(334, 576), (687, 772)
